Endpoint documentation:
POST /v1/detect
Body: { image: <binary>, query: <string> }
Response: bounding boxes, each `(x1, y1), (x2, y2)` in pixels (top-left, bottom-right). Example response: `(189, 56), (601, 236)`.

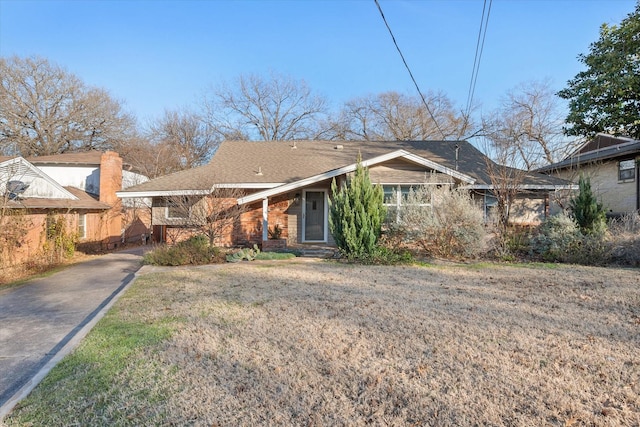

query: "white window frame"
(618, 159), (636, 182)
(382, 184), (433, 222)
(78, 213), (86, 238)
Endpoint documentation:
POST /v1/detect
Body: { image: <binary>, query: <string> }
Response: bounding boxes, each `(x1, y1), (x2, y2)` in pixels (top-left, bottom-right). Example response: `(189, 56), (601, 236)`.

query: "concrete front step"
(288, 245), (337, 258)
(299, 250), (336, 258)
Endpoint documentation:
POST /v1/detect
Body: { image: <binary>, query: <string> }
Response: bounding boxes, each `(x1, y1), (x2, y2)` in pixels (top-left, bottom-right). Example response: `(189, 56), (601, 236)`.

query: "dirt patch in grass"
(5, 260), (639, 426)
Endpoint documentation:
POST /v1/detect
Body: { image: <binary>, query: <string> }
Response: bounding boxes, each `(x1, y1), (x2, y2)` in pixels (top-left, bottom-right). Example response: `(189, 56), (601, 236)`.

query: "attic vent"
(291, 141), (297, 149)
(6, 180), (29, 200)
(256, 166), (263, 176)
(334, 145), (344, 150)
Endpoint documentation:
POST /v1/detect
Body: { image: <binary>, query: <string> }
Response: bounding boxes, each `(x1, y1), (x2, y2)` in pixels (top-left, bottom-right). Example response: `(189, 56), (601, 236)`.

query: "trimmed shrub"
(143, 235), (221, 266)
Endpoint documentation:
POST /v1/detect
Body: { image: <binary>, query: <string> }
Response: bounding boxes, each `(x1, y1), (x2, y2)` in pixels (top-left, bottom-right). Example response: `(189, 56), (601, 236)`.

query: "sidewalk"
(0, 248), (145, 419)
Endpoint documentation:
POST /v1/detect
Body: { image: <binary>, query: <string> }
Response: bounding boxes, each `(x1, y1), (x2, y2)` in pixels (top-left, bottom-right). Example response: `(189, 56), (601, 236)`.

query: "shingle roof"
(4, 187), (111, 210)
(26, 151), (105, 165)
(120, 140), (569, 194)
(575, 134), (636, 155)
(538, 135), (640, 173)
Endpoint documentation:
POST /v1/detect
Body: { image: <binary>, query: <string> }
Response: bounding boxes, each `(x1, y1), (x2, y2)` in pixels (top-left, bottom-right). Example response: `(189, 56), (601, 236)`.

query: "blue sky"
(0, 0), (636, 125)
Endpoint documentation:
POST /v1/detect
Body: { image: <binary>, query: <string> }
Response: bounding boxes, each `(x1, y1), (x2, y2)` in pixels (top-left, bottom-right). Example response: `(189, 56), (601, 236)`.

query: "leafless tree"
(203, 72), (329, 141)
(483, 145), (529, 234)
(116, 136), (184, 179)
(333, 91), (471, 141)
(482, 80), (578, 171)
(0, 55), (137, 156)
(146, 109), (218, 169)
(165, 188), (247, 246)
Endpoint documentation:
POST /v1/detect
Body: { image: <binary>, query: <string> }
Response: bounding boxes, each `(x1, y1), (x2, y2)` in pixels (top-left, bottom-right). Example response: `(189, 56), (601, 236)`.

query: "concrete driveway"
(0, 247), (145, 418)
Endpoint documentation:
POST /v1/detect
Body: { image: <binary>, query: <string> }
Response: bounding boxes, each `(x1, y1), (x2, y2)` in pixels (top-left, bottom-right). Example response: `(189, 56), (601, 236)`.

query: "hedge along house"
(537, 134), (640, 217)
(0, 151), (150, 267)
(117, 140), (573, 249)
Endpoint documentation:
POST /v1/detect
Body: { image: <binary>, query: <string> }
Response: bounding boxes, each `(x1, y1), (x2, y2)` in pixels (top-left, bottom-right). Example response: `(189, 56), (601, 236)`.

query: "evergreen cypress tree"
(329, 155), (386, 257)
(570, 175), (607, 235)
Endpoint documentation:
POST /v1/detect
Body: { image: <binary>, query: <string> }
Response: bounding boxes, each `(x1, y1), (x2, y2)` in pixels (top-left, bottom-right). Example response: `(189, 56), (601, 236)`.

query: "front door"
(304, 191), (325, 241)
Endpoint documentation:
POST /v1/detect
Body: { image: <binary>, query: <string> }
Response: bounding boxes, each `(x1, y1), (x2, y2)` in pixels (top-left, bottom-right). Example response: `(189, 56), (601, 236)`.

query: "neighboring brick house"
(0, 151), (150, 267)
(118, 140), (573, 249)
(538, 134), (640, 217)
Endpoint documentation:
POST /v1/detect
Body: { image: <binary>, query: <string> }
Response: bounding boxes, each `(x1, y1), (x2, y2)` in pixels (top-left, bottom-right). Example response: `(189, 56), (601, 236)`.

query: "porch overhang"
(116, 182), (285, 199)
(236, 150), (476, 205)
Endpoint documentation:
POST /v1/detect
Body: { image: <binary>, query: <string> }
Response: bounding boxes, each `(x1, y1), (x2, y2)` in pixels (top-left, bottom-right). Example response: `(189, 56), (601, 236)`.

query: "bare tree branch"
(0, 56), (137, 156)
(203, 72), (329, 141)
(164, 188), (247, 246)
(333, 91), (472, 141)
(146, 108), (219, 169)
(482, 80), (578, 171)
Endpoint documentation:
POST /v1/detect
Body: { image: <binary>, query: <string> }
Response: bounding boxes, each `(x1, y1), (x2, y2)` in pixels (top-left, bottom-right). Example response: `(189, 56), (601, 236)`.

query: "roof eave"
(237, 150), (476, 205)
(116, 183), (285, 198)
(116, 189), (212, 198)
(464, 184), (578, 190)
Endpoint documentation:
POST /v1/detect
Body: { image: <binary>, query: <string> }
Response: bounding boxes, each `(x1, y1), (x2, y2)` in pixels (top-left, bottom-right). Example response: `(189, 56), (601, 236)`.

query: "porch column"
(262, 198), (268, 241)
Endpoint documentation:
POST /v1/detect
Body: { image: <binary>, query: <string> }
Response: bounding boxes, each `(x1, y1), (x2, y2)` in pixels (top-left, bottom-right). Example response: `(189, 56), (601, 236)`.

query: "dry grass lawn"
(5, 259), (640, 426)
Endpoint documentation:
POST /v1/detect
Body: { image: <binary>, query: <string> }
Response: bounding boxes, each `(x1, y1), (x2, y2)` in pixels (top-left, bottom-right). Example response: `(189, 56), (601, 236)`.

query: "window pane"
(383, 186), (396, 204)
(619, 168), (635, 180)
(619, 160), (636, 181)
(78, 214), (86, 238)
(400, 186), (412, 202)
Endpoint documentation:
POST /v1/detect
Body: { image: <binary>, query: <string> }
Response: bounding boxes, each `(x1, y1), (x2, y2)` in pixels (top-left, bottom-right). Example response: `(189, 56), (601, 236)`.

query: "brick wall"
(151, 193), (294, 247)
(555, 159), (638, 215)
(1, 211), (82, 267)
(233, 194), (291, 246)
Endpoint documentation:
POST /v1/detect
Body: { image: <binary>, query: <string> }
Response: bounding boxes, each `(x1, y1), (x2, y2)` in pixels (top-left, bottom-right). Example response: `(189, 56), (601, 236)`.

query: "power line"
(465, 0), (492, 121)
(374, 0), (447, 140)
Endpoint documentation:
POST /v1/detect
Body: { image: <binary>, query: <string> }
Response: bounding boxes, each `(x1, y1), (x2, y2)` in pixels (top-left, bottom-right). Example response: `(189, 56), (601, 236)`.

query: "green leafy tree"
(329, 156), (386, 257)
(570, 175), (607, 235)
(558, 3), (640, 139)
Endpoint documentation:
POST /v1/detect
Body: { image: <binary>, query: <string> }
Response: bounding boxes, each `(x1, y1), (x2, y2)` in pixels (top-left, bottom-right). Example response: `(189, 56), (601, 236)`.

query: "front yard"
(4, 260), (639, 426)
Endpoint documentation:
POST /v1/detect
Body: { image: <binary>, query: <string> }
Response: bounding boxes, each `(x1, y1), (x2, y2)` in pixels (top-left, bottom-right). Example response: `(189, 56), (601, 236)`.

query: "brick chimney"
(99, 151), (123, 205)
(99, 151), (123, 247)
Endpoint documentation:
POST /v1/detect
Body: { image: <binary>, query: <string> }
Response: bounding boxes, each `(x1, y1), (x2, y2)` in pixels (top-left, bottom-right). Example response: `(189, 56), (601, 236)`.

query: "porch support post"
(262, 198), (268, 241)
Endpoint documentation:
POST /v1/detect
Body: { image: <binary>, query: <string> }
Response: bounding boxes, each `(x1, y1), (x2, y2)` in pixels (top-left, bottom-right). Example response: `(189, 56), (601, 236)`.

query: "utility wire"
(465, 0), (492, 122)
(374, 0), (447, 140)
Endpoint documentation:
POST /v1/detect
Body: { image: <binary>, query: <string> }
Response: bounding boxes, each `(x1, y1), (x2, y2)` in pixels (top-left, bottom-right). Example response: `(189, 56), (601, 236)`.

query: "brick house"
(538, 134), (640, 217)
(118, 140), (573, 249)
(0, 151), (150, 266)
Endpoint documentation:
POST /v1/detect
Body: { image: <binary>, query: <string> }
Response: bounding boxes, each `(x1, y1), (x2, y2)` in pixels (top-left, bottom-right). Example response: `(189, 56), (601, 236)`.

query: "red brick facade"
(233, 194), (290, 247)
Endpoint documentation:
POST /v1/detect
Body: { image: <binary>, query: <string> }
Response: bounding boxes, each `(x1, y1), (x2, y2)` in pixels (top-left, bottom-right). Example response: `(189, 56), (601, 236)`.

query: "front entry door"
(304, 191), (325, 241)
